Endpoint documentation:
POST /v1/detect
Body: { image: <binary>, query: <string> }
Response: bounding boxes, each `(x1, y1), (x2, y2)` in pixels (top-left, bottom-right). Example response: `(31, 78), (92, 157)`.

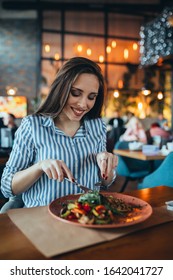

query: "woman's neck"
(54, 116), (81, 137)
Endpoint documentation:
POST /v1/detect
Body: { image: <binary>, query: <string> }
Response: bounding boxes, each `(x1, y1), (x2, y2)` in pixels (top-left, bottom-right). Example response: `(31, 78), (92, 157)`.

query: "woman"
(150, 122), (171, 140)
(120, 116), (147, 144)
(1, 57), (118, 208)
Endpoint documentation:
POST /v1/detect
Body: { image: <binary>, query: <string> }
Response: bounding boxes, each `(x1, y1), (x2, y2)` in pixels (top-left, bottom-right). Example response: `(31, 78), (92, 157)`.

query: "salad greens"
(60, 191), (141, 225)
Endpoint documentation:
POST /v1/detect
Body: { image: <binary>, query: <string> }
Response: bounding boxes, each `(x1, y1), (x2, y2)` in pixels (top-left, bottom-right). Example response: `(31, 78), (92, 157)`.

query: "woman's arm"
(1, 116), (74, 198)
(11, 162), (43, 195)
(12, 159), (74, 195)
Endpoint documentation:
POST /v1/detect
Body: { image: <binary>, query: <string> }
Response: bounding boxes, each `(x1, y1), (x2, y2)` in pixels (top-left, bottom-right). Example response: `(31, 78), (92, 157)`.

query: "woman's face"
(62, 73), (99, 121)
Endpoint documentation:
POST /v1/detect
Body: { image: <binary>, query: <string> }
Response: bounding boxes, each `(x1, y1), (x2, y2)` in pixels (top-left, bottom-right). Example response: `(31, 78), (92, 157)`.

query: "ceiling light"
(6, 86), (18, 96)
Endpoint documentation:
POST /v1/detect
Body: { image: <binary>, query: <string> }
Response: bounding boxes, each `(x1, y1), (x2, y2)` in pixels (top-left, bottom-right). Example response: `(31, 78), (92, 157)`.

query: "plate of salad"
(48, 191), (152, 228)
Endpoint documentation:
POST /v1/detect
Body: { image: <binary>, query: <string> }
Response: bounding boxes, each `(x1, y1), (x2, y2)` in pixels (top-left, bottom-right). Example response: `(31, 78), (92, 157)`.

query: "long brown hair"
(35, 57), (105, 119)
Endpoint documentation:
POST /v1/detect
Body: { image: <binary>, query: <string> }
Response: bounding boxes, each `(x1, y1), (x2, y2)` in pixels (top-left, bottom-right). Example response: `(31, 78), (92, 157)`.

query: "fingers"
(40, 160), (73, 182)
(107, 154), (118, 175)
(60, 161), (74, 182)
(100, 159), (107, 179)
(112, 155), (118, 168)
(97, 152), (118, 179)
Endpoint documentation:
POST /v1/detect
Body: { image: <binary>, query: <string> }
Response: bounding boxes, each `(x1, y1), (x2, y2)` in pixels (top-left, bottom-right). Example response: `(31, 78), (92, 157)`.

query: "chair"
(138, 152), (173, 189)
(0, 194), (24, 213)
(107, 126), (126, 152)
(0, 164), (6, 199)
(114, 141), (151, 192)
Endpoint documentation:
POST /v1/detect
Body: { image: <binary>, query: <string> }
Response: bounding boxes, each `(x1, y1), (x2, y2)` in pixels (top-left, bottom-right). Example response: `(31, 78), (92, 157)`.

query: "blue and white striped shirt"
(1, 115), (107, 207)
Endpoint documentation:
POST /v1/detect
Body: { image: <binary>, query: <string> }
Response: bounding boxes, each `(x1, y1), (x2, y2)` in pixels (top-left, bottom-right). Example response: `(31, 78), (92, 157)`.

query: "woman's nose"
(77, 97), (88, 108)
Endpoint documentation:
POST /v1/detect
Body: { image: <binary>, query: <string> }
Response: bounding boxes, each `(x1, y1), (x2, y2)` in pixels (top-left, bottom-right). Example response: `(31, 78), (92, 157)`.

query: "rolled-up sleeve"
(0, 117), (35, 198)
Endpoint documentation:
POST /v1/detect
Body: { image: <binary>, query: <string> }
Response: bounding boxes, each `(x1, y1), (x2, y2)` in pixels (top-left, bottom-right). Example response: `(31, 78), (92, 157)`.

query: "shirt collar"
(40, 116), (92, 137)
(41, 116), (54, 127)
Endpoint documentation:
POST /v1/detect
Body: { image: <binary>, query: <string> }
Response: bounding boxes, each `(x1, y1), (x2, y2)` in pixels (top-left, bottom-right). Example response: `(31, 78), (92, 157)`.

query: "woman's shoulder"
(86, 117), (105, 126)
(21, 115), (50, 126)
(85, 118), (106, 132)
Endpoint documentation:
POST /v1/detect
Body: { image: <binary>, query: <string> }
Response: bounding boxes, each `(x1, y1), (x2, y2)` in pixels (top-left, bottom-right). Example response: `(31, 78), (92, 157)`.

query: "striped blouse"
(1, 115), (107, 207)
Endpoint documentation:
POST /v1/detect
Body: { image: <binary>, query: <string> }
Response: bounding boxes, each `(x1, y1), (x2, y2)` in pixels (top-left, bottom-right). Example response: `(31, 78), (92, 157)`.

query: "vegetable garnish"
(59, 191), (142, 225)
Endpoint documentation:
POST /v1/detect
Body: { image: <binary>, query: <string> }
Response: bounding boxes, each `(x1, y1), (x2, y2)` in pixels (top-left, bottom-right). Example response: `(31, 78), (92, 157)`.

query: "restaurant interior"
(0, 0), (173, 260)
(0, 0), (173, 120)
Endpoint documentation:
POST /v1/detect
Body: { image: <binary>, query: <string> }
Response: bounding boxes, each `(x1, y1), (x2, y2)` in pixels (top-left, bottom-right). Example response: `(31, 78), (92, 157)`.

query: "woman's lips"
(71, 107), (85, 117)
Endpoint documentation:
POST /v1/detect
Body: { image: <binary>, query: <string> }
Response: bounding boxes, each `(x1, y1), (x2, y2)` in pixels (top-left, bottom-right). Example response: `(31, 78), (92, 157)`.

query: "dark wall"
(0, 19), (39, 102)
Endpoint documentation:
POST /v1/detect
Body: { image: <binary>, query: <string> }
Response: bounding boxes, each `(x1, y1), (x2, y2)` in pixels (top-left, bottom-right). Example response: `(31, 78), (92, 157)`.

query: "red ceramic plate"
(48, 192), (152, 228)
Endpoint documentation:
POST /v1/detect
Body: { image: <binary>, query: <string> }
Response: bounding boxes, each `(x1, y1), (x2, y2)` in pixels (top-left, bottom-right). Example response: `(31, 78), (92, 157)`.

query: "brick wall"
(0, 19), (39, 112)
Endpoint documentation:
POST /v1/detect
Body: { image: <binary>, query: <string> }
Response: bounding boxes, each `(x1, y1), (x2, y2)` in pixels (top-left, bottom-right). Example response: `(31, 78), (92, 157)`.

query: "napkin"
(7, 205), (173, 258)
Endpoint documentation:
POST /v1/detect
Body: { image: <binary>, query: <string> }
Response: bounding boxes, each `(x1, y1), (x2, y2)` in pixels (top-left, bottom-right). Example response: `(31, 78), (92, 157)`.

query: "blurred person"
(150, 122), (171, 139)
(122, 111), (134, 126)
(108, 110), (124, 129)
(3, 113), (18, 140)
(149, 122), (172, 146)
(107, 111), (126, 152)
(1, 57), (118, 209)
(0, 117), (7, 128)
(157, 113), (169, 130)
(120, 116), (147, 144)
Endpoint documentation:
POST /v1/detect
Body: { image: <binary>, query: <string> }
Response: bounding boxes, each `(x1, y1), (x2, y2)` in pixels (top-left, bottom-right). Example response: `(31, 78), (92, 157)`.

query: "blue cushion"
(115, 141), (150, 179)
(138, 152), (173, 189)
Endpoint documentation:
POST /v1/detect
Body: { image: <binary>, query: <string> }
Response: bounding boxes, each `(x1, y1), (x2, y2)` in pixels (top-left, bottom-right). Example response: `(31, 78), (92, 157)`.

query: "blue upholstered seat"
(0, 165), (24, 213)
(138, 152), (173, 189)
(114, 141), (150, 192)
(0, 194), (24, 213)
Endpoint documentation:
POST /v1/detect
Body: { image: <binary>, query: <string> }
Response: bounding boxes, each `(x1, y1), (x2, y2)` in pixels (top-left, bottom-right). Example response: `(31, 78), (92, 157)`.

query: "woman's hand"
(11, 159), (74, 195)
(96, 151), (118, 180)
(39, 159), (74, 182)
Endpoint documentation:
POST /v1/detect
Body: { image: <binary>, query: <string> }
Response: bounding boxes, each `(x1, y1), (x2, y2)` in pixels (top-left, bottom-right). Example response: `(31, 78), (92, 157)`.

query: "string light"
(157, 91), (163, 100)
(124, 48), (129, 59)
(138, 102), (143, 110)
(141, 88), (151, 96)
(111, 41), (116, 48)
(133, 42), (138, 50)
(86, 48), (92, 56)
(45, 44), (50, 52)
(106, 46), (111, 54)
(6, 86), (18, 96)
(54, 53), (60, 60)
(77, 44), (83, 52)
(99, 55), (104, 63)
(113, 90), (119, 98)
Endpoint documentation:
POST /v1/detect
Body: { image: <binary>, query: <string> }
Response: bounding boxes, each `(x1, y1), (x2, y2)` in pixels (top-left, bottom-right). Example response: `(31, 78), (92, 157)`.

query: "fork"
(94, 181), (108, 191)
(65, 178), (103, 193)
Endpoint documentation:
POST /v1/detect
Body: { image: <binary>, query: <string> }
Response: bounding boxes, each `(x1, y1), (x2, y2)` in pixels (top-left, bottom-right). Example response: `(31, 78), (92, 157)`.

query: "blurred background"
(0, 0), (173, 127)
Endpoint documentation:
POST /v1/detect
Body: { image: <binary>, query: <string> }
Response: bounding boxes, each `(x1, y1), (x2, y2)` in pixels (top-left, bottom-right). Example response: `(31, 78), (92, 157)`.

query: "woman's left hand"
(96, 151), (118, 180)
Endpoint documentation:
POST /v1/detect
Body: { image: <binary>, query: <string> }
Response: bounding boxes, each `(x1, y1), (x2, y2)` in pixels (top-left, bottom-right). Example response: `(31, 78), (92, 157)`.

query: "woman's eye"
(71, 90), (80, 97)
(71, 90), (97, 100)
(88, 95), (97, 100)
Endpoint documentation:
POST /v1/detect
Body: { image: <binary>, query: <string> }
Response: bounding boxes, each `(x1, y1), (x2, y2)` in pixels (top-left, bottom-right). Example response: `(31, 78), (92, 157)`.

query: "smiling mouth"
(71, 107), (86, 117)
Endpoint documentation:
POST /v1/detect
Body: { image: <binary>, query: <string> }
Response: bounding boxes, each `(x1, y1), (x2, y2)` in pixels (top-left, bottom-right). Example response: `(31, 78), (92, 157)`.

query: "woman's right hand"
(38, 159), (74, 182)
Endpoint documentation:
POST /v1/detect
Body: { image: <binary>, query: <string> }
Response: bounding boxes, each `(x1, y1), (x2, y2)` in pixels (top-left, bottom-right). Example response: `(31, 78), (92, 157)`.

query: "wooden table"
(0, 186), (173, 260)
(113, 149), (166, 161)
(113, 149), (166, 173)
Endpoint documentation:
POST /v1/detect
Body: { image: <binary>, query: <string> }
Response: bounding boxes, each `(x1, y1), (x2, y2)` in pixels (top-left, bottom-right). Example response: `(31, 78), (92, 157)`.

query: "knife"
(65, 178), (91, 193)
